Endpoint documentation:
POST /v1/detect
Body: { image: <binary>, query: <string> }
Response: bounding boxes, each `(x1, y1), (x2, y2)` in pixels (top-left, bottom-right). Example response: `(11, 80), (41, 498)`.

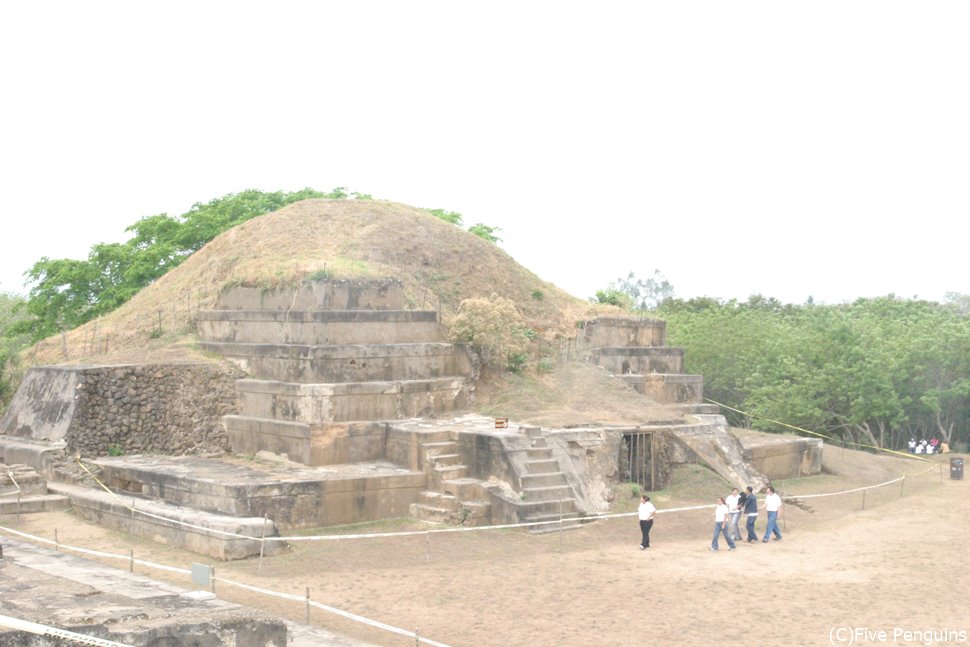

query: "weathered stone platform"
(89, 454), (426, 530)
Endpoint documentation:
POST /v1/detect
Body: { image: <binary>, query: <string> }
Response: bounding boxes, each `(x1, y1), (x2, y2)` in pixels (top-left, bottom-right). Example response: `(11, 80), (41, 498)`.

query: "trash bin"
(951, 457), (964, 480)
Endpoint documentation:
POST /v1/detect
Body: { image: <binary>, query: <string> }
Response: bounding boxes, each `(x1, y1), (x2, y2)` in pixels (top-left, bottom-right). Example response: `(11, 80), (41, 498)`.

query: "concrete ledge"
(214, 279), (405, 311)
(0, 494), (71, 514)
(235, 378), (469, 423)
(583, 317), (667, 348)
(590, 347), (685, 374)
(738, 433), (824, 480)
(0, 437), (65, 476)
(198, 310), (443, 345)
(49, 482), (287, 560)
(198, 341), (474, 382)
(620, 373), (703, 404)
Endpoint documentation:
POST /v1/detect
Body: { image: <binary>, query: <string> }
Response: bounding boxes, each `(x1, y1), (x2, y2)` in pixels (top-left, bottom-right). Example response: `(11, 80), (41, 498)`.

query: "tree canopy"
(656, 295), (970, 452)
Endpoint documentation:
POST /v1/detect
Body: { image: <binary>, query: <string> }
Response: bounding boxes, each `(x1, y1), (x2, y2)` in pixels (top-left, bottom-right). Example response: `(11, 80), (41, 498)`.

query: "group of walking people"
(636, 484), (784, 551)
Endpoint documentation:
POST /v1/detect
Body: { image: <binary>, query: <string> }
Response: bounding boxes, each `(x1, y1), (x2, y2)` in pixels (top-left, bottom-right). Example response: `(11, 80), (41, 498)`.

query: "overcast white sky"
(1, 1), (968, 305)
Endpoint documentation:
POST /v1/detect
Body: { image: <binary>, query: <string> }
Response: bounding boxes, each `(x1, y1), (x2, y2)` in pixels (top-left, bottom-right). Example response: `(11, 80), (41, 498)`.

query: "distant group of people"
(908, 437), (949, 454)
(637, 484), (784, 552)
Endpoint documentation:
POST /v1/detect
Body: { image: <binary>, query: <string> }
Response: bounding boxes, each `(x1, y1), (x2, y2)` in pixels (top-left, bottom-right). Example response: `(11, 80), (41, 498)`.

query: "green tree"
(0, 292), (31, 412)
(467, 223), (502, 244)
(592, 271), (674, 312)
(17, 187), (348, 342)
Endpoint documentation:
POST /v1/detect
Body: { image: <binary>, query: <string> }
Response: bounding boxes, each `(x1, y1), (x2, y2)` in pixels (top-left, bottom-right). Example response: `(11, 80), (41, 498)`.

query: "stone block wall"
(64, 363), (245, 456)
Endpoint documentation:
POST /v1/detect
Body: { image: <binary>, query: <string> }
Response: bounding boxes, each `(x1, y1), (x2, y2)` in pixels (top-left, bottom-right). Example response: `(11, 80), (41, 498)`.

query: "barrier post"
(257, 514), (267, 573)
(425, 533), (430, 564)
(305, 587), (310, 625)
(211, 566), (216, 594)
(559, 497), (564, 553)
(415, 628), (420, 646)
(129, 549), (134, 573)
(54, 529), (58, 551)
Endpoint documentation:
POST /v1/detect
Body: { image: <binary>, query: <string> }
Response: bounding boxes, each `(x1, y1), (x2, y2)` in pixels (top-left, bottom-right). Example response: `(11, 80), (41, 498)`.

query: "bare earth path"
(3, 452), (967, 647)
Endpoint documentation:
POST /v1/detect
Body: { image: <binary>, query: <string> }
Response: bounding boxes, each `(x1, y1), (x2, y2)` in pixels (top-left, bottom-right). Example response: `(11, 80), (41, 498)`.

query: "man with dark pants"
(743, 486), (759, 542)
(638, 495), (656, 549)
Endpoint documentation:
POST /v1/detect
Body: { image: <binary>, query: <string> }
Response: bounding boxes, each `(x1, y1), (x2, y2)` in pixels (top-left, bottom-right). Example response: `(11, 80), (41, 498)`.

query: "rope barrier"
(0, 459), (944, 647)
(0, 613), (134, 647)
(1, 470), (22, 498)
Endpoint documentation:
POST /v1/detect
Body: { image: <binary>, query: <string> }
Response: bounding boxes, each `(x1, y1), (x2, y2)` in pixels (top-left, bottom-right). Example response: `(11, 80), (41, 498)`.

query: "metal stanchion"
(425, 533), (430, 563)
(129, 549), (134, 573)
(257, 514), (268, 573)
(305, 587), (310, 625)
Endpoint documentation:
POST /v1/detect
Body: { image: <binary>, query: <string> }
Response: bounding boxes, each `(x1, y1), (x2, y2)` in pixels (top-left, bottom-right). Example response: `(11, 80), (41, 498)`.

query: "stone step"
(520, 472), (568, 488)
(49, 482), (287, 561)
(419, 491), (460, 511)
(422, 441), (458, 457)
(235, 378), (469, 423)
(457, 500), (491, 526)
(409, 503), (453, 523)
(589, 346), (685, 375)
(520, 485), (574, 502)
(524, 459), (561, 474)
(516, 498), (578, 517)
(199, 341), (474, 383)
(523, 512), (587, 535)
(620, 373), (704, 404)
(214, 280), (405, 311)
(0, 493), (71, 515)
(667, 403), (721, 415)
(197, 309), (444, 345)
(432, 464), (468, 483)
(441, 477), (487, 499)
(525, 447), (553, 460)
(429, 453), (463, 467)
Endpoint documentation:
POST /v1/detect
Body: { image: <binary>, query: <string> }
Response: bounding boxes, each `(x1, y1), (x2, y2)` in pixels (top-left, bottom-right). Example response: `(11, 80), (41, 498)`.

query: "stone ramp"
(669, 415), (770, 490)
(0, 537), (378, 646)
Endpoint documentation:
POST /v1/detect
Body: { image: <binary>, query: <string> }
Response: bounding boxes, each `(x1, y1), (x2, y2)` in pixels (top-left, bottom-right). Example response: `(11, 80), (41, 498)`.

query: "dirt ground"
(3, 449), (968, 647)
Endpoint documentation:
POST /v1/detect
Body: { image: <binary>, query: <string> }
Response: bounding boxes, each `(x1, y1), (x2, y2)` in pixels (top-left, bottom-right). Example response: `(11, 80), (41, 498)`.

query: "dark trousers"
(639, 519), (653, 547)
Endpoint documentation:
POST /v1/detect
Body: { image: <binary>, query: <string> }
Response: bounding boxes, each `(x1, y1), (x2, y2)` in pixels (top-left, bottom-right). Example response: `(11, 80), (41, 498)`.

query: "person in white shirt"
(726, 488), (742, 540)
(710, 497), (736, 551)
(638, 495), (657, 550)
(762, 486), (783, 542)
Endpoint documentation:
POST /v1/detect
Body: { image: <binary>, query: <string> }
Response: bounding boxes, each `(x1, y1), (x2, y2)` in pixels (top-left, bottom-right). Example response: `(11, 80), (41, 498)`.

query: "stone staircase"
(197, 279), (476, 466)
(517, 428), (582, 532)
(409, 436), (491, 526)
(0, 464), (70, 516)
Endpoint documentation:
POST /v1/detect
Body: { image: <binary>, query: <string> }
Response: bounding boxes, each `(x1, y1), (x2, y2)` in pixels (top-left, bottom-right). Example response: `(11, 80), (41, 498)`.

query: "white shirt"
(638, 501), (656, 520)
(765, 492), (782, 512)
(714, 503), (729, 523)
(726, 493), (740, 512)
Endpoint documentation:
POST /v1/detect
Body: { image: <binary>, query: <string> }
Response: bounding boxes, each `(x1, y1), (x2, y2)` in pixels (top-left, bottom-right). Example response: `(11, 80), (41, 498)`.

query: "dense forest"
(655, 293), (970, 452)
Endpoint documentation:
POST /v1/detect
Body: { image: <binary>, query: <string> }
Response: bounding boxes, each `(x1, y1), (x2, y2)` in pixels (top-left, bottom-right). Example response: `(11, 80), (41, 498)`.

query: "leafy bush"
(449, 294), (531, 371)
